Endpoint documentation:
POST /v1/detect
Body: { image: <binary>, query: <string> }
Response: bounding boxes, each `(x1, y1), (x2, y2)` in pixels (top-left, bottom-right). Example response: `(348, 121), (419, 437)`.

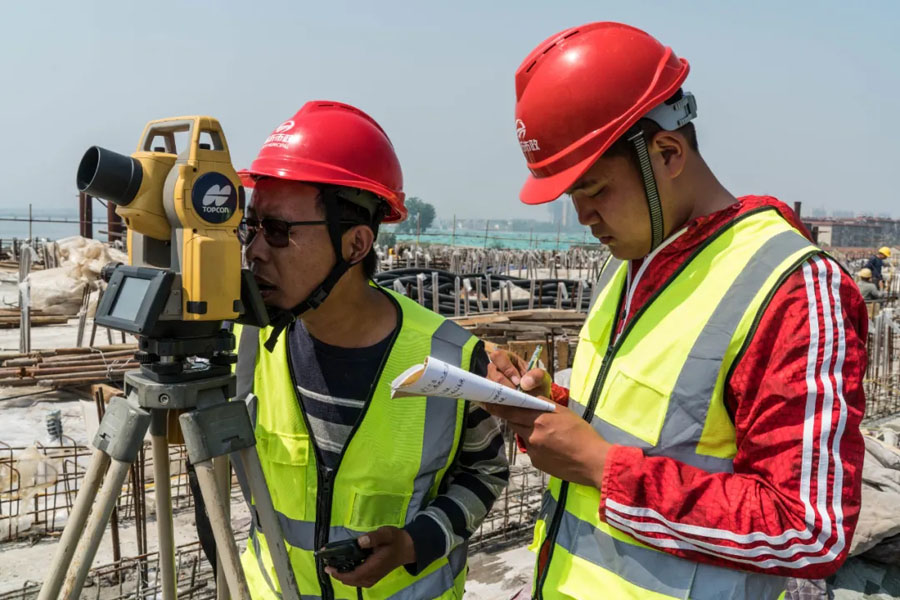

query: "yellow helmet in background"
(878, 246), (892, 257)
(858, 268), (873, 279)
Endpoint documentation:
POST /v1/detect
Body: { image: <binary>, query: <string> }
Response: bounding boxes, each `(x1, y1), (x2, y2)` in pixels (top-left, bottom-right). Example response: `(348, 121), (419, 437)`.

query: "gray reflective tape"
(589, 257), (624, 312)
(385, 542), (467, 600)
(447, 540), (467, 576)
(537, 489), (554, 522)
(569, 399), (654, 450)
(250, 526), (324, 599)
(407, 320), (469, 522)
(252, 512), (464, 600)
(546, 495), (786, 599)
(251, 525), (284, 599)
(233, 327), (260, 516)
(246, 393), (258, 429)
(231, 450), (253, 511)
(251, 506), (367, 551)
(236, 325), (260, 403)
(572, 398), (734, 473)
(568, 399), (597, 423)
(653, 230), (813, 469)
(573, 231), (812, 474)
(231, 394), (259, 510)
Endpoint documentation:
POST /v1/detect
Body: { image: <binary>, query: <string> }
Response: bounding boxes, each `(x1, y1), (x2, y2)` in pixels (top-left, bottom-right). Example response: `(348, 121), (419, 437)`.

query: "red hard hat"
(239, 101), (407, 222)
(515, 22), (690, 205)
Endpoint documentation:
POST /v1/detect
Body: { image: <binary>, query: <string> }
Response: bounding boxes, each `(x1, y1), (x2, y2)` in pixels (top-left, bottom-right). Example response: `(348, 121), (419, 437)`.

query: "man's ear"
(344, 225), (374, 264)
(650, 130), (686, 180)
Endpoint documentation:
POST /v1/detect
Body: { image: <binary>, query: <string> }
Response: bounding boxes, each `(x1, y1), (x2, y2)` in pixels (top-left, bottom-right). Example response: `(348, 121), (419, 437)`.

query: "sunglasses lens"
(261, 219), (291, 248)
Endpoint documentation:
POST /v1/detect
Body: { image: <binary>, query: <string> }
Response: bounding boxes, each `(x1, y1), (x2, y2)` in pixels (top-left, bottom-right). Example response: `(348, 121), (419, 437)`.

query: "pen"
(517, 344), (543, 392)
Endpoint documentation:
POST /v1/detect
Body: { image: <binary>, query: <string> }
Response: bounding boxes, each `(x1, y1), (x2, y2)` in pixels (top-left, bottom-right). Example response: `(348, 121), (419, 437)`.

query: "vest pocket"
(257, 430), (310, 521)
(599, 368), (668, 446)
(346, 487), (410, 530)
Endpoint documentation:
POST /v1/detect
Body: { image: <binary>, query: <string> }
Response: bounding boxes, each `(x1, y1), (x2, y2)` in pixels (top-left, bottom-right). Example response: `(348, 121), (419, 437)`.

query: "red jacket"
(552, 196), (867, 579)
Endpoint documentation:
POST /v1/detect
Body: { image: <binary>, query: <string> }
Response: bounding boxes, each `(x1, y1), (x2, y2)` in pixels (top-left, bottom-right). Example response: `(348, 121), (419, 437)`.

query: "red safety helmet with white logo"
(515, 22), (695, 207)
(239, 101), (407, 222)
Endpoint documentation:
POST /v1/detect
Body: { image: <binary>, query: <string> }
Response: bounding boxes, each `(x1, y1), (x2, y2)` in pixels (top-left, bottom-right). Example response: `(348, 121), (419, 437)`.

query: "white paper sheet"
(390, 356), (556, 412)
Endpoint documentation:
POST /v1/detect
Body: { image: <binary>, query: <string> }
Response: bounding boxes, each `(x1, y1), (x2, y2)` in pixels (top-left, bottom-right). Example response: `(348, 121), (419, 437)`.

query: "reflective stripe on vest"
(237, 321), (470, 548)
(535, 209), (818, 599)
(408, 320), (472, 523)
(232, 325), (259, 511)
(234, 289), (474, 600)
(537, 491), (788, 600)
(588, 255), (623, 313)
(571, 229), (814, 474)
(247, 526), (323, 600)
(247, 524), (468, 600)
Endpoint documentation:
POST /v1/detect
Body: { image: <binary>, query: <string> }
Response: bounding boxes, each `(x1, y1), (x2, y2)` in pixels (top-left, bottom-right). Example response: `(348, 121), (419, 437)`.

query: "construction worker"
(857, 268), (884, 302)
(233, 101), (509, 599)
(865, 246), (891, 290)
(486, 22), (867, 599)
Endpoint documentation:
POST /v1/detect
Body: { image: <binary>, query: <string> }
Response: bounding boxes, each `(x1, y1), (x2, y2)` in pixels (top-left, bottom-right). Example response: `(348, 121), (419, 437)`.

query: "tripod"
(38, 351), (301, 600)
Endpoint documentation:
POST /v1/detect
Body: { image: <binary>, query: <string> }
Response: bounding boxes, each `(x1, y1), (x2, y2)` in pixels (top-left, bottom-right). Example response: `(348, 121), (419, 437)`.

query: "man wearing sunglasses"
(231, 101), (508, 600)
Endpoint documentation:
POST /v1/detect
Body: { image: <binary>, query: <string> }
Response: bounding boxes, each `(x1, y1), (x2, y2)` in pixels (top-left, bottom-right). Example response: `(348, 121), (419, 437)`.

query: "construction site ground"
(0, 498), (536, 599)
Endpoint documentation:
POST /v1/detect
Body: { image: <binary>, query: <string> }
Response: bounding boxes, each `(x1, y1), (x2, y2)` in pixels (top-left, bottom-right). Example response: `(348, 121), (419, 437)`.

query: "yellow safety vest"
(532, 207), (821, 599)
(234, 288), (478, 599)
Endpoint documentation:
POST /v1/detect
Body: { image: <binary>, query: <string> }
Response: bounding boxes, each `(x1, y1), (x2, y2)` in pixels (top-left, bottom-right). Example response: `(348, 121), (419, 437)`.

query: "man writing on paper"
(233, 101), (508, 599)
(486, 22), (867, 599)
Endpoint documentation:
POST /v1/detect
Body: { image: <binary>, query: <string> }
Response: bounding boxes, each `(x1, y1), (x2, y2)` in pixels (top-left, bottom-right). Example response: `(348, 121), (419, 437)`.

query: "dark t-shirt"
(285, 306), (503, 575)
(866, 255), (885, 284)
(287, 319), (488, 470)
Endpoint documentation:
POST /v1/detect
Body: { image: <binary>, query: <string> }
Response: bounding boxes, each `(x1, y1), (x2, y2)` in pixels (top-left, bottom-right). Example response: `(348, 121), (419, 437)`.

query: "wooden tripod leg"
(193, 460), (252, 600)
(37, 448), (110, 600)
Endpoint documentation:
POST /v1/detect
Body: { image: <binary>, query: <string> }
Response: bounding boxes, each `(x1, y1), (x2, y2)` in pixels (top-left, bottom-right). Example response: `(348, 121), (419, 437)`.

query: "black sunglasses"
(238, 217), (363, 248)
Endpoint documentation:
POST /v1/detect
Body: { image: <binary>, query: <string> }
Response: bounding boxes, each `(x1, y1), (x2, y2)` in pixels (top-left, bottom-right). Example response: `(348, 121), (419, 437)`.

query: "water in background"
(1, 212), (600, 251)
(0, 208), (114, 243)
(394, 228), (598, 250)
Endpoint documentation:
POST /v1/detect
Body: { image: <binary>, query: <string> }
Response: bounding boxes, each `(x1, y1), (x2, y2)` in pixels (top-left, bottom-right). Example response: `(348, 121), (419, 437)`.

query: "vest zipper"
(316, 466), (336, 600)
(290, 367), (378, 600)
(534, 207), (788, 598)
(287, 294), (403, 600)
(534, 342), (616, 599)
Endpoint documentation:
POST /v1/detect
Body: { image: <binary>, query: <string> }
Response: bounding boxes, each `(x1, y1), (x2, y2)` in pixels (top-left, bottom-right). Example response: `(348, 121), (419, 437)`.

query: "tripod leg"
(55, 392), (151, 600)
(180, 395), (299, 600)
(237, 447), (302, 600)
(62, 459), (133, 599)
(193, 460), (251, 600)
(37, 448), (110, 600)
(150, 412), (177, 600)
(214, 455), (231, 600)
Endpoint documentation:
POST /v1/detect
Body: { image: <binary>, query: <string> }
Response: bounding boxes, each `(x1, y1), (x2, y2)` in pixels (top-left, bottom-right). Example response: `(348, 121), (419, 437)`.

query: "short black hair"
(337, 198), (383, 279)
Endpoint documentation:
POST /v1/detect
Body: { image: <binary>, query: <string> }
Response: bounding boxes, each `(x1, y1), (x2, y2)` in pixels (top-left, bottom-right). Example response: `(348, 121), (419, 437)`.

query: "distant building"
(548, 201), (580, 230)
(803, 216), (900, 248)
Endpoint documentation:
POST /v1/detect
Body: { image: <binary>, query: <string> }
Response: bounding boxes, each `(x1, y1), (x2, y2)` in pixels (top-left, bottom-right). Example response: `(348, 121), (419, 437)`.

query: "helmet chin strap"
(262, 187), (355, 352)
(626, 125), (665, 253)
(627, 90), (697, 253)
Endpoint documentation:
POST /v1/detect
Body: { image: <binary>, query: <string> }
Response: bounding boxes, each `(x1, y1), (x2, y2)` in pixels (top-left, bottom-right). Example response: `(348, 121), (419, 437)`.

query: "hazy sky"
(2, 0), (898, 221)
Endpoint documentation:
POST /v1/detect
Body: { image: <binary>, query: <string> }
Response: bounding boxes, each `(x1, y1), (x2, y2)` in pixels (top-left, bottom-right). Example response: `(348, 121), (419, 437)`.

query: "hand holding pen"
(488, 344), (552, 398)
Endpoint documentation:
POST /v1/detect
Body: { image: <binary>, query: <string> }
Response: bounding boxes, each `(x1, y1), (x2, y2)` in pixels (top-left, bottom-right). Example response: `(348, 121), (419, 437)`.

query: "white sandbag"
(848, 436), (900, 559)
(56, 236), (127, 278)
(24, 266), (87, 315)
(23, 237), (126, 315)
